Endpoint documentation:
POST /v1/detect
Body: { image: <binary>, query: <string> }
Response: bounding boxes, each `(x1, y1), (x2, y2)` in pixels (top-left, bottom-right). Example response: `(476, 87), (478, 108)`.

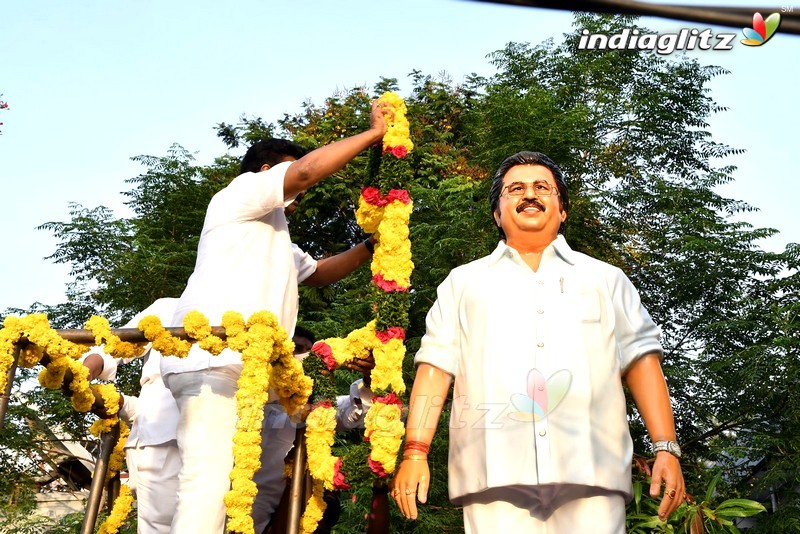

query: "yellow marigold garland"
(19, 343), (44, 368)
(301, 92), (413, 531)
(376, 91), (413, 155)
(0, 315), (88, 396)
(137, 315), (191, 357)
(183, 310), (227, 354)
(364, 395), (405, 475)
(305, 405), (340, 491)
(224, 317), (274, 534)
(85, 315), (146, 360)
(371, 337), (406, 394)
(0, 317), (24, 390)
(92, 383), (121, 417)
(299, 479), (327, 534)
(107, 421), (130, 482)
(0, 307), (308, 534)
(97, 484), (134, 534)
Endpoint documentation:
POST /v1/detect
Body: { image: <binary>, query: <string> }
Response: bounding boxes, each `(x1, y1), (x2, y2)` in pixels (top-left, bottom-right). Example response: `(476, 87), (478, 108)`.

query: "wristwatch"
(652, 440), (682, 459)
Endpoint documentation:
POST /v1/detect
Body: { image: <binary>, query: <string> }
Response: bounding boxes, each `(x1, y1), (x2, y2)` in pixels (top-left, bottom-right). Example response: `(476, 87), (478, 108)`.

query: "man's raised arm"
(283, 100), (390, 199)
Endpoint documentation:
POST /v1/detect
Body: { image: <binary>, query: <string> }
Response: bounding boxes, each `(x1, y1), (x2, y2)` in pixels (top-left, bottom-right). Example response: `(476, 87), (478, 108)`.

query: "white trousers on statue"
(126, 442), (180, 534)
(168, 369), (239, 534)
(462, 485), (626, 534)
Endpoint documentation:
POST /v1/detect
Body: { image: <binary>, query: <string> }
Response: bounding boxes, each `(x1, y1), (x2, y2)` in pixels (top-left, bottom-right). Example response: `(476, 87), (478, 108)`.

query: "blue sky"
(1, 0), (797, 312)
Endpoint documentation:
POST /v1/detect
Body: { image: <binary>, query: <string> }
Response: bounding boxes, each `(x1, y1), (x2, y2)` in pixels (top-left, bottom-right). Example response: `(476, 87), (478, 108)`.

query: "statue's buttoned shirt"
(415, 236), (663, 502)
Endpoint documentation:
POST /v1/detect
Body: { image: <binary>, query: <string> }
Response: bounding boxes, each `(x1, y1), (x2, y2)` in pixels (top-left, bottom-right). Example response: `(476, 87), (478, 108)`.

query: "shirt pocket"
(573, 288), (602, 323)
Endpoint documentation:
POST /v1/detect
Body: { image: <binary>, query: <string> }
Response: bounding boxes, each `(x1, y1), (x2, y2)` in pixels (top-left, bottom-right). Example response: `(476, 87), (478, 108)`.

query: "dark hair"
(293, 325), (316, 345)
(240, 138), (308, 174)
(489, 151), (569, 239)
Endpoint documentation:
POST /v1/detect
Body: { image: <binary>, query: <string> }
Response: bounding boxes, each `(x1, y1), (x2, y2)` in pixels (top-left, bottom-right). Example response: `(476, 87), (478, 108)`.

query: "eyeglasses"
(501, 181), (558, 198)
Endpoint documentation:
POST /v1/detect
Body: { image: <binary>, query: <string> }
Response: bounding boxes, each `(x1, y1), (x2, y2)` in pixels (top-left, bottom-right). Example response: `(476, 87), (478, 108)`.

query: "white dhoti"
(168, 369), (239, 534)
(126, 441), (181, 534)
(461, 485), (626, 534)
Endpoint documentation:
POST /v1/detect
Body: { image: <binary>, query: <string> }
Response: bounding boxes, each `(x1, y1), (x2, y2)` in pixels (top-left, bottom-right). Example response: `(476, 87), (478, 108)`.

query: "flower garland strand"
(300, 91), (413, 531)
(139, 309), (306, 534)
(299, 479), (327, 534)
(97, 485), (134, 534)
(0, 315), (134, 511)
(223, 311), (301, 534)
(0, 308), (304, 534)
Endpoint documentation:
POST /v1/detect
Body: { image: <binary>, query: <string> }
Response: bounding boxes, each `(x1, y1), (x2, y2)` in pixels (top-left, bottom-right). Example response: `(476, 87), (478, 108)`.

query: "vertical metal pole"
(286, 427), (307, 534)
(81, 422), (120, 534)
(106, 473), (121, 514)
(0, 344), (20, 430)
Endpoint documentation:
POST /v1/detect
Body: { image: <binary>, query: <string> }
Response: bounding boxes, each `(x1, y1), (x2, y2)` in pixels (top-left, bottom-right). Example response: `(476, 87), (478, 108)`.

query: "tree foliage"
(3, 13), (798, 531)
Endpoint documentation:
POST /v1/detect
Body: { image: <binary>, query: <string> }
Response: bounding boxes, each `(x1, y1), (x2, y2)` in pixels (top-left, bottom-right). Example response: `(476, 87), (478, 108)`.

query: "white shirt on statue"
(415, 235), (663, 503)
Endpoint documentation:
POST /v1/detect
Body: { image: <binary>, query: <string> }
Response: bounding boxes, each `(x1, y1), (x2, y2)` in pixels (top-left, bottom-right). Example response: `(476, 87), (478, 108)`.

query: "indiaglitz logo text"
(578, 28), (736, 55)
(578, 12), (782, 54)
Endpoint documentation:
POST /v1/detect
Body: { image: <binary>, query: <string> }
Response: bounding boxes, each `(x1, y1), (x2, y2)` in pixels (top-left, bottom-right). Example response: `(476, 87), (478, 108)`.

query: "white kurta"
(161, 161), (303, 378)
(415, 236), (663, 504)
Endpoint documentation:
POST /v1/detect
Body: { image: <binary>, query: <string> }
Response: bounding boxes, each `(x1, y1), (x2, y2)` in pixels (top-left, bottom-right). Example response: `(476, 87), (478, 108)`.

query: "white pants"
(167, 369), (301, 534)
(126, 442), (180, 534)
(462, 486), (626, 534)
(168, 369), (239, 534)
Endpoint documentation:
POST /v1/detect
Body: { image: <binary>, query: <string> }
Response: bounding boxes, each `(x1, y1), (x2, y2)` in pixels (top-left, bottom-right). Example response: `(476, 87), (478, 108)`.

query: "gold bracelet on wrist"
(403, 454), (428, 461)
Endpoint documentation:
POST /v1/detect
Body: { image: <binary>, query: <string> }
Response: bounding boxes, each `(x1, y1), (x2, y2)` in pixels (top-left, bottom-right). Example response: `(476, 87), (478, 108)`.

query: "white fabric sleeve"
(208, 161), (294, 223)
(335, 379), (374, 430)
(292, 244), (318, 283)
(414, 274), (460, 375)
(119, 394), (138, 427)
(610, 267), (664, 372)
(79, 348), (119, 381)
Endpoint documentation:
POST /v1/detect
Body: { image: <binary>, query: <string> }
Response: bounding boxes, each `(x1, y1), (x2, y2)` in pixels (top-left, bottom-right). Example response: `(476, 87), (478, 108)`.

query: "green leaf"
(714, 498), (768, 518)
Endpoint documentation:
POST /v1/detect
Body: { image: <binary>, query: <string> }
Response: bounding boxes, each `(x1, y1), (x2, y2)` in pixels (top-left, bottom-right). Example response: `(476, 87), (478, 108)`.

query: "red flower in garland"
(374, 392), (403, 407)
(375, 327), (405, 344)
(311, 399), (334, 410)
(333, 458), (351, 489)
(311, 341), (337, 371)
(386, 189), (411, 204)
(372, 274), (409, 293)
(361, 187), (386, 207)
(361, 187), (411, 207)
(367, 457), (389, 478)
(385, 145), (408, 158)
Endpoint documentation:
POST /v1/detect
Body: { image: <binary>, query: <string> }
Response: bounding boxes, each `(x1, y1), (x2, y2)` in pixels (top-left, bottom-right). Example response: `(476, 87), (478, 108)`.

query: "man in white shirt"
(83, 244), (376, 533)
(81, 297), (180, 534)
(160, 102), (389, 533)
(392, 151), (685, 533)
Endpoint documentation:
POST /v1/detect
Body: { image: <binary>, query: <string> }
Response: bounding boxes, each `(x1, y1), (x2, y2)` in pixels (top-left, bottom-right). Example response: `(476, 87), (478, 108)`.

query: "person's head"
(489, 151), (569, 242)
(240, 138), (308, 175)
(292, 325), (316, 355)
